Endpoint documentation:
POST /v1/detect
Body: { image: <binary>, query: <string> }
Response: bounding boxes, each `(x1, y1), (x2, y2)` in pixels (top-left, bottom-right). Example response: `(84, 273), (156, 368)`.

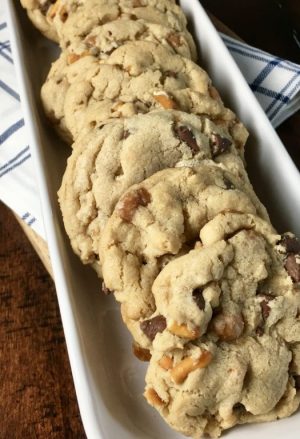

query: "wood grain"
(0, 202), (86, 438)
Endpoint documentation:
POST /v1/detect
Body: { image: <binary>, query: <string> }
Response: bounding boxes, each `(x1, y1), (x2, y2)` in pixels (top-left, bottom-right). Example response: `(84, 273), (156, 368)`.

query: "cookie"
(41, 52), (99, 143)
(99, 165), (270, 347)
(142, 213), (300, 437)
(62, 41), (245, 144)
(20, 0), (58, 41)
(48, 0), (187, 47)
(145, 337), (298, 438)
(64, 18), (197, 62)
(58, 110), (262, 269)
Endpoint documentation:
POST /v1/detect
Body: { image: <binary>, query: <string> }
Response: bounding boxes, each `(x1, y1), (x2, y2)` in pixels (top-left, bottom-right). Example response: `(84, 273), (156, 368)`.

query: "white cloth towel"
(1, 6), (300, 240)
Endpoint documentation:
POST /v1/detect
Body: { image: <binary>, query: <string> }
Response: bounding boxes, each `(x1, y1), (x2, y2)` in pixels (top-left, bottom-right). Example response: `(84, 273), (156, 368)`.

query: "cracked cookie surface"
(64, 18), (197, 62)
(99, 165), (270, 348)
(143, 213), (300, 437)
(58, 111), (266, 272)
(48, 0), (187, 47)
(62, 41), (246, 143)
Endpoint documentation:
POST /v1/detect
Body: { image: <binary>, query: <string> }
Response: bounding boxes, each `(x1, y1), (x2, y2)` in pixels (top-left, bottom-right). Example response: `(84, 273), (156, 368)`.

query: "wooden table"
(1, 1), (300, 437)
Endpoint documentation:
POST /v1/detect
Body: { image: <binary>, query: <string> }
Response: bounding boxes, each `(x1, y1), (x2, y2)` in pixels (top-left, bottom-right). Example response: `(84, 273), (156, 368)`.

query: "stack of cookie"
(21, 1), (300, 437)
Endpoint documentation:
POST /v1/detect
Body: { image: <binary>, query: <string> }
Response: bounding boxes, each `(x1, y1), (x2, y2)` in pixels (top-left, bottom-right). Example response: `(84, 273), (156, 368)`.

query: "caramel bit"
(47, 0), (60, 19)
(166, 32), (182, 48)
(210, 133), (232, 157)
(158, 355), (173, 370)
(67, 52), (90, 64)
(168, 322), (200, 340)
(209, 86), (221, 101)
(171, 351), (212, 384)
(117, 187), (151, 222)
(174, 125), (199, 154)
(132, 0), (142, 6)
(211, 313), (244, 341)
(132, 343), (151, 362)
(59, 6), (68, 22)
(153, 93), (177, 109)
(145, 388), (165, 407)
(140, 315), (167, 341)
(101, 281), (113, 295)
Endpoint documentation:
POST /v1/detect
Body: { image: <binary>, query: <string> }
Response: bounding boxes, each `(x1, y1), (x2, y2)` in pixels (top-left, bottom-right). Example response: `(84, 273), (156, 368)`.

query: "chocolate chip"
(210, 133), (232, 157)
(223, 177), (235, 190)
(117, 187), (151, 222)
(280, 234), (300, 255)
(101, 281), (112, 295)
(140, 315), (167, 341)
(174, 125), (199, 154)
(285, 254), (300, 283)
(294, 375), (300, 390)
(192, 288), (205, 310)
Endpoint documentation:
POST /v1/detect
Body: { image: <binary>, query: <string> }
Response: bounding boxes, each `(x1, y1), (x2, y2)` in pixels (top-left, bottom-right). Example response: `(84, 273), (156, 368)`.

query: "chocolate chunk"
(192, 288), (205, 310)
(223, 177), (235, 190)
(140, 315), (167, 341)
(260, 300), (271, 321)
(258, 294), (274, 321)
(210, 133), (232, 157)
(101, 281), (112, 295)
(174, 125), (199, 154)
(280, 234), (300, 255)
(117, 187), (151, 222)
(285, 254), (300, 282)
(294, 375), (300, 390)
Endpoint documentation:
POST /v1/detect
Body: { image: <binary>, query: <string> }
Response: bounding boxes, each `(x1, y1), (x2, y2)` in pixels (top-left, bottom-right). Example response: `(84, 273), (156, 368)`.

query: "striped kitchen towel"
(0, 7), (300, 240)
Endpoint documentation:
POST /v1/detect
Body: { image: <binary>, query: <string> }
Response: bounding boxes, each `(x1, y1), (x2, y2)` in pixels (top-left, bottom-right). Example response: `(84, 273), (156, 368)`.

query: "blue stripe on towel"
(0, 146), (30, 171)
(0, 153), (31, 178)
(0, 119), (24, 145)
(0, 79), (20, 101)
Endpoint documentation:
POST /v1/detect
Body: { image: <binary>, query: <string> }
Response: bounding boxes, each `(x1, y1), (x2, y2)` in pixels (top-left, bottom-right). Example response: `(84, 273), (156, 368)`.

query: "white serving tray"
(5, 0), (300, 438)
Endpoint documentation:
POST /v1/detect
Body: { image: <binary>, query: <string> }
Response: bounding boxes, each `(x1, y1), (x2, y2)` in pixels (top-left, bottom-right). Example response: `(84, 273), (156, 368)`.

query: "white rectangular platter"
(5, 0), (300, 438)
